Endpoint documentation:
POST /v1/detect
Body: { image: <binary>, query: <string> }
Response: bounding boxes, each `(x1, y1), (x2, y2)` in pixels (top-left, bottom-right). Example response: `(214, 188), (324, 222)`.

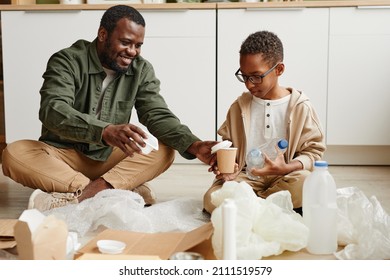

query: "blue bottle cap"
(277, 139), (288, 149)
(314, 160), (328, 167)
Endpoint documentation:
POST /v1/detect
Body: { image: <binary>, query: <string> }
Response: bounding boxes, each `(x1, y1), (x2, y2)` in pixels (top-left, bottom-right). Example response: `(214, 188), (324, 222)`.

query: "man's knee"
(203, 190), (215, 214)
(203, 182), (224, 214)
(157, 143), (175, 170)
(1, 141), (25, 177)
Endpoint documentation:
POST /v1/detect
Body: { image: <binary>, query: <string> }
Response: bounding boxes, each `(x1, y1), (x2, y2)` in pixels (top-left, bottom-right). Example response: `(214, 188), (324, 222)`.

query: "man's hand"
(187, 140), (219, 166)
(102, 124), (148, 157)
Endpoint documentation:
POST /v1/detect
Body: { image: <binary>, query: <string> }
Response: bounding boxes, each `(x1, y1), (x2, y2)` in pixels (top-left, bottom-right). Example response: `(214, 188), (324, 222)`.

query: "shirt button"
(266, 114), (270, 117)
(267, 103), (270, 106)
(266, 125), (270, 128)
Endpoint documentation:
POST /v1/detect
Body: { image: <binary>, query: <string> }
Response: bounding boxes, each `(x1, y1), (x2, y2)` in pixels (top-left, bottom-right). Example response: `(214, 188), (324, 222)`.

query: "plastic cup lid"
(97, 239), (126, 255)
(211, 140), (232, 154)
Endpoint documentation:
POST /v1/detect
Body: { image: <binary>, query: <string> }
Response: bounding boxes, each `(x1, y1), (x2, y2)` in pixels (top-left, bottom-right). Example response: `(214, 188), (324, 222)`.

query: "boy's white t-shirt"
(247, 94), (291, 152)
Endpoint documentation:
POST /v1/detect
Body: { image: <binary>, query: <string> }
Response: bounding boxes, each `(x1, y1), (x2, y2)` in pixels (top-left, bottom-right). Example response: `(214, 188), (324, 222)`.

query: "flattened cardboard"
(76, 253), (161, 260)
(78, 222), (213, 260)
(0, 219), (18, 249)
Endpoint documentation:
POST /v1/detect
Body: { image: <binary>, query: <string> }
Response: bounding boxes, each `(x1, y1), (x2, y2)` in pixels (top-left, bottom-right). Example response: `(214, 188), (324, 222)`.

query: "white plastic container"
(302, 160), (338, 254)
(222, 198), (237, 260)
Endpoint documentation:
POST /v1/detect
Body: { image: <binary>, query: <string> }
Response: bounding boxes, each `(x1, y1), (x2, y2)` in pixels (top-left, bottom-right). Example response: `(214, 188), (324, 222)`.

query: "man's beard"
(101, 42), (129, 75)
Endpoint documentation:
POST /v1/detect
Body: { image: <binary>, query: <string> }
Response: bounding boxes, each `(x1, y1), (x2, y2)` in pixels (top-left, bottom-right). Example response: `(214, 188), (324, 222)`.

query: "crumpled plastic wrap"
(45, 189), (209, 237)
(210, 181), (309, 260)
(335, 186), (390, 260)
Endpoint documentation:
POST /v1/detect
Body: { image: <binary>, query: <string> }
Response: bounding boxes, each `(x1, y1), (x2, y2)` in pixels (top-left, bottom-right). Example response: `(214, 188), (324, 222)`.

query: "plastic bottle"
(222, 198), (237, 260)
(262, 138), (288, 159)
(246, 138), (288, 180)
(302, 160), (338, 255)
(246, 148), (264, 180)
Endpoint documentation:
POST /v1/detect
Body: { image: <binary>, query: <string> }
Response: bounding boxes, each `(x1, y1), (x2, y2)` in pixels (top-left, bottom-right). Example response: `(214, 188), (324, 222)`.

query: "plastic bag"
(210, 181), (309, 260)
(45, 189), (209, 237)
(335, 187), (390, 260)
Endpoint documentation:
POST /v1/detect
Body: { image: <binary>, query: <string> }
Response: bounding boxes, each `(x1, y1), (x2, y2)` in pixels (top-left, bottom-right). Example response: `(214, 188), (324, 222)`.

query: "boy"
(203, 31), (325, 214)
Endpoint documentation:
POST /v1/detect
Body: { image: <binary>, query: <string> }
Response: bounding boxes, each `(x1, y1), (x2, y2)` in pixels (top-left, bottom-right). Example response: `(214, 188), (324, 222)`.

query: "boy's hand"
(250, 153), (302, 177)
(209, 163), (240, 181)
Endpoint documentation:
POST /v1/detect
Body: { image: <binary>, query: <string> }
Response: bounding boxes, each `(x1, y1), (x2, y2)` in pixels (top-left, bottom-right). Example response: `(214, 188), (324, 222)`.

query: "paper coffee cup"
(217, 148), (237, 173)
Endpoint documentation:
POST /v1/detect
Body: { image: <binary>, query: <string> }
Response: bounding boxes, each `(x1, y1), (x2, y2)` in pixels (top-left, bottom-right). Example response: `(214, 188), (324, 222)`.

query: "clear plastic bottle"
(246, 138), (288, 180)
(261, 138), (288, 160)
(246, 148), (264, 180)
(302, 160), (338, 255)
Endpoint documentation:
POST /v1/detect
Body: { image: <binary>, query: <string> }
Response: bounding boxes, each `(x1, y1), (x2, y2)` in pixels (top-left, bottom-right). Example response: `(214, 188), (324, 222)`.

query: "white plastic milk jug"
(302, 160), (338, 254)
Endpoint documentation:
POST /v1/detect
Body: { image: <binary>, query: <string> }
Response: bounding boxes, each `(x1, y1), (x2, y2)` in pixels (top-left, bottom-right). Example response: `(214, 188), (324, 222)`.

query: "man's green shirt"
(39, 39), (199, 161)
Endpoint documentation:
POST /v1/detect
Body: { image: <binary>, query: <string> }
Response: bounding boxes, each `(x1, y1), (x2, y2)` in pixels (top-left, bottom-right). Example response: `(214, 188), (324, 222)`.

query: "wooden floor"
(1, 163), (390, 219)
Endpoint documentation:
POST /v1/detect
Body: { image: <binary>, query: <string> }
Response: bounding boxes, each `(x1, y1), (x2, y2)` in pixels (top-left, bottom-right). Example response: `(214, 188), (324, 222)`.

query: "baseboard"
(323, 145), (390, 165)
(174, 145), (390, 166)
(173, 151), (203, 165)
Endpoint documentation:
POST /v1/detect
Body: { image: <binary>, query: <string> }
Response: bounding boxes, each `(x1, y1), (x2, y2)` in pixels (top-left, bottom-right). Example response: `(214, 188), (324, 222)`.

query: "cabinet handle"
(140, 9), (189, 13)
(25, 10), (82, 14)
(245, 8), (305, 11)
(357, 6), (390, 10)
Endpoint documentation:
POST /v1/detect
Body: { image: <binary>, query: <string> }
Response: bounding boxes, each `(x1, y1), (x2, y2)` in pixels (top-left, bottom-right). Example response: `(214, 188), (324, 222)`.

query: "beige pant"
(203, 169), (310, 213)
(2, 139), (175, 193)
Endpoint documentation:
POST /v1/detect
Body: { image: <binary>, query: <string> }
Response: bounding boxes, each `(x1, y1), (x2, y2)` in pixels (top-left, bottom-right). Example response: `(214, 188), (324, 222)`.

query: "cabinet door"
(1, 10), (216, 160)
(327, 7), (390, 145)
(139, 9), (216, 144)
(137, 10), (216, 163)
(217, 8), (329, 138)
(2, 10), (103, 143)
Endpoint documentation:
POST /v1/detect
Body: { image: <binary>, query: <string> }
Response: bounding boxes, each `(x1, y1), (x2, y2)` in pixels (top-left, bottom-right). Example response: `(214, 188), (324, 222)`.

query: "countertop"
(1, 1), (390, 11)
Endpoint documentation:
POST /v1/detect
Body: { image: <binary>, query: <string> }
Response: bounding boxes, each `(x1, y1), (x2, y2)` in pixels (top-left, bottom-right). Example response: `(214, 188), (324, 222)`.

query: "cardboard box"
(13, 209), (68, 260)
(78, 222), (214, 260)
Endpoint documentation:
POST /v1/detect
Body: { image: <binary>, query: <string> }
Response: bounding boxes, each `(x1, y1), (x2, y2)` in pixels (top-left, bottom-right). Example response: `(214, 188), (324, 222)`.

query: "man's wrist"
(186, 141), (201, 156)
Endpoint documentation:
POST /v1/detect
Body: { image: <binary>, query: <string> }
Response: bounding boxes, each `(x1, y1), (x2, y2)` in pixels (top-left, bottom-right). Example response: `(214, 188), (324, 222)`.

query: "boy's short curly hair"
(239, 31), (284, 66)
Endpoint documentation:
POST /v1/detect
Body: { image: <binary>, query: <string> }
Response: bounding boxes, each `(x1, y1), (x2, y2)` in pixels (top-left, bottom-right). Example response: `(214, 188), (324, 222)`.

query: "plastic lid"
(211, 140), (232, 154)
(97, 240), (126, 254)
(314, 160), (328, 167)
(277, 139), (288, 149)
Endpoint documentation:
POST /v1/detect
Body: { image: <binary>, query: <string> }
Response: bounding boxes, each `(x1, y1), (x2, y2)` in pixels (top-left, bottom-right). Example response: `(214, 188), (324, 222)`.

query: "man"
(2, 5), (217, 211)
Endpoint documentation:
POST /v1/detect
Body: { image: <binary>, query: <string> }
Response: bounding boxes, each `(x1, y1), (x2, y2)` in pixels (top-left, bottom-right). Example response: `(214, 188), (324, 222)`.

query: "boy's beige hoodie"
(218, 88), (326, 171)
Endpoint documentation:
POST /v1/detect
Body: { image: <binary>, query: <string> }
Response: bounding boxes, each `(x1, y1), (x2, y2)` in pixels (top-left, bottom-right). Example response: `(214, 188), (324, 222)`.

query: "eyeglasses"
(235, 62), (281, 84)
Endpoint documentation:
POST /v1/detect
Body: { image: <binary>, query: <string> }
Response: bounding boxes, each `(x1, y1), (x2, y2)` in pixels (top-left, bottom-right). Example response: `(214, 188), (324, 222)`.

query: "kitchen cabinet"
(327, 6), (390, 145)
(2, 10), (101, 143)
(1, 3), (390, 165)
(216, 7), (329, 135)
(1, 9), (216, 163)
